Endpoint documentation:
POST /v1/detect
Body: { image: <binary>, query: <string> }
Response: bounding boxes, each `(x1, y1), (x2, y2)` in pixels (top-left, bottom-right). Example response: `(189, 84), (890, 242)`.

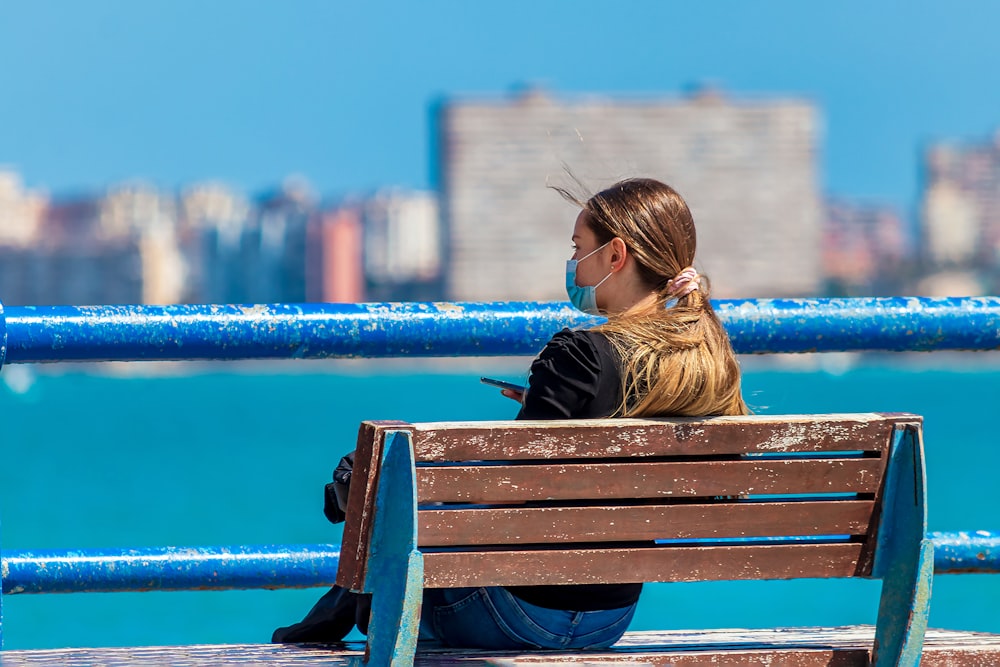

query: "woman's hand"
(501, 388), (524, 403)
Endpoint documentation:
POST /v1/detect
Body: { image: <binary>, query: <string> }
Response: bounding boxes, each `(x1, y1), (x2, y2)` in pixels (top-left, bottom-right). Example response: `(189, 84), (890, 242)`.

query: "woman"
(273, 177), (747, 649)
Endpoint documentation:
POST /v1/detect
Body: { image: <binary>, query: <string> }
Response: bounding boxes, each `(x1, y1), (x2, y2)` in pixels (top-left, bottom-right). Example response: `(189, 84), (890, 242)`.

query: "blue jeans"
(419, 586), (637, 650)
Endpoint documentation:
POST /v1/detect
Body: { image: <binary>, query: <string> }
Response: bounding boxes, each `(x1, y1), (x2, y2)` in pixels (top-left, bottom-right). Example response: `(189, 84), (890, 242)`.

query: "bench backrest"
(336, 413), (923, 592)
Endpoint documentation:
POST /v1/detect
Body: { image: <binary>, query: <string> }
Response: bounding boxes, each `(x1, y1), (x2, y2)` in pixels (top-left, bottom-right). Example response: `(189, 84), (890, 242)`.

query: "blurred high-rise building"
(191, 178), (317, 304)
(823, 199), (910, 296)
(180, 182), (251, 303)
(438, 86), (822, 301)
(363, 190), (442, 301)
(246, 179), (315, 303)
(101, 183), (185, 304)
(181, 182), (251, 240)
(305, 206), (364, 303)
(920, 131), (1000, 294)
(0, 169), (47, 247)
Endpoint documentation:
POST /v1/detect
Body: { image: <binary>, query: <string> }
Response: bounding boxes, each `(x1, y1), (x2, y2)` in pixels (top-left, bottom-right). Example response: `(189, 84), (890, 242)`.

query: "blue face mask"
(565, 242), (613, 315)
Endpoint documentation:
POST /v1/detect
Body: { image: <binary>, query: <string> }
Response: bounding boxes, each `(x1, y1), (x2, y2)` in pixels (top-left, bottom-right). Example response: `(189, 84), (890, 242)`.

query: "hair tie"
(666, 266), (700, 299)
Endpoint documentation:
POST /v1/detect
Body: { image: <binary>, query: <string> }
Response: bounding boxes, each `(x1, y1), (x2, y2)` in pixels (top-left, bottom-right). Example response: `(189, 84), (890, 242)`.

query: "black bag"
(323, 451), (354, 524)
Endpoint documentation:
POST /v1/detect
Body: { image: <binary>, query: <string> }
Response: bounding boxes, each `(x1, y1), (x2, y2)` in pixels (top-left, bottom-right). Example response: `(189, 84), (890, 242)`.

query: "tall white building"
(363, 189), (441, 300)
(100, 184), (185, 304)
(364, 190), (440, 283)
(439, 87), (823, 301)
(922, 181), (979, 266)
(0, 169), (47, 247)
(922, 133), (1000, 270)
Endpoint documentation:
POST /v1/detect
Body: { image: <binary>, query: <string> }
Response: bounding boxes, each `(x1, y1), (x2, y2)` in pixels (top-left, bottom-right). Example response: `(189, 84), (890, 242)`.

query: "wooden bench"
(336, 413), (933, 667)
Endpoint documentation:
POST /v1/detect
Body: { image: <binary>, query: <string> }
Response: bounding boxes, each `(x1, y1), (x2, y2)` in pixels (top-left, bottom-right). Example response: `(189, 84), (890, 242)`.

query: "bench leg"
(366, 551), (423, 667)
(362, 430), (423, 667)
(872, 424), (932, 667)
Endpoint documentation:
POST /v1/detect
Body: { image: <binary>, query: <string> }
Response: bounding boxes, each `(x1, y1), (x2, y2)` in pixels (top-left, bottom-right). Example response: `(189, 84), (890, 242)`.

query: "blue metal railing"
(1, 533), (999, 597)
(1, 545), (341, 595)
(930, 531), (1000, 573)
(1, 297), (999, 624)
(1, 297), (999, 368)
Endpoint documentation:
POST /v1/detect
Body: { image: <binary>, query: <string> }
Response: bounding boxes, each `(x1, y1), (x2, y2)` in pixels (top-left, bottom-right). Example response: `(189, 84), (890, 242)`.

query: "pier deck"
(3, 627), (1000, 666)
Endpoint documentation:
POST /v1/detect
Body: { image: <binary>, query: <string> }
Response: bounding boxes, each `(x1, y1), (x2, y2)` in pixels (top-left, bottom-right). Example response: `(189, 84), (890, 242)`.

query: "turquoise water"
(1, 362), (999, 649)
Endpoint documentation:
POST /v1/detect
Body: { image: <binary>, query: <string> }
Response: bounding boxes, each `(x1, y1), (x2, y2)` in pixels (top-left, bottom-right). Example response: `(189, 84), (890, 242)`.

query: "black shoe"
(272, 585), (358, 643)
(355, 593), (372, 635)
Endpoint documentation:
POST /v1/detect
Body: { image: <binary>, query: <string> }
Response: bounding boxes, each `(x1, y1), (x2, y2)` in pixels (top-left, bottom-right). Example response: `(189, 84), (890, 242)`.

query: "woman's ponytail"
(561, 178), (747, 418)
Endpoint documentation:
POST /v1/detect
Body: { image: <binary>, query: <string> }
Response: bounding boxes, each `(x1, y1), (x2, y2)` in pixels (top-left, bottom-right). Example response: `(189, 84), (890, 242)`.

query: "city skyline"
(0, 78), (957, 309)
(3, 1), (1000, 212)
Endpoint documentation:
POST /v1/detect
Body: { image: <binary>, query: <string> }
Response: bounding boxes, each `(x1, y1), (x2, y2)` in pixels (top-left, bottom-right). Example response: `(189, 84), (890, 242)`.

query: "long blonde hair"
(555, 178), (748, 418)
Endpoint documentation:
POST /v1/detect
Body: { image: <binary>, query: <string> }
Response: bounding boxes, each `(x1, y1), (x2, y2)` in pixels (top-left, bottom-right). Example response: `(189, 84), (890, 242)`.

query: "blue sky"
(2, 1), (999, 210)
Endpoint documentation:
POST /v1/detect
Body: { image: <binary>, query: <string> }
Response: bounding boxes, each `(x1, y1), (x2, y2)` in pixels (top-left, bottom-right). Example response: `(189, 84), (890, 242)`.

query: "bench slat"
(423, 542), (866, 587)
(411, 415), (909, 461)
(417, 459), (884, 503)
(418, 500), (875, 546)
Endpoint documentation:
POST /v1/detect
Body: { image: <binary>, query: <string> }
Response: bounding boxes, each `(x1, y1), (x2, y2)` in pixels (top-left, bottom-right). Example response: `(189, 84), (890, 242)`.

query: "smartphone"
(480, 376), (526, 394)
